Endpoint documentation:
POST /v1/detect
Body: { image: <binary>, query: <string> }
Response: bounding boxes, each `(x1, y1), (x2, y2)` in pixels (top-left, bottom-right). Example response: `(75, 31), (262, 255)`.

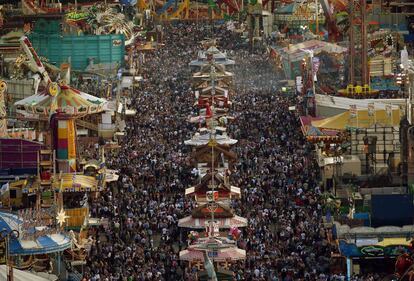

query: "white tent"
(0, 265), (58, 281)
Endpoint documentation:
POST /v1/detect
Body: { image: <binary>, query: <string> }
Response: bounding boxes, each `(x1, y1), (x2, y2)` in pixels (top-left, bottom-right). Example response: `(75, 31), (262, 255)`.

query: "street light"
(0, 229), (20, 281)
(301, 48), (317, 115)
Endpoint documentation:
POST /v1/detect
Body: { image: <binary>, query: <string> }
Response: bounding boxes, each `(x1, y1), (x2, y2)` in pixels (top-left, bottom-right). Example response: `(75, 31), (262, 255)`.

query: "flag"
(385, 105), (392, 118)
(312, 57), (320, 74)
(401, 46), (409, 70)
(296, 76), (303, 93)
(312, 57), (320, 82)
(81, 193), (88, 207)
(206, 191), (218, 202)
(349, 105), (357, 118)
(368, 103), (375, 117)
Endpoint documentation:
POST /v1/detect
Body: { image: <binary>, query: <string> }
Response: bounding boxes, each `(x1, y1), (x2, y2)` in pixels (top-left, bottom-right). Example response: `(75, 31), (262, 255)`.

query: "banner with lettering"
(349, 105), (357, 118)
(385, 105), (392, 118)
(368, 103), (375, 117)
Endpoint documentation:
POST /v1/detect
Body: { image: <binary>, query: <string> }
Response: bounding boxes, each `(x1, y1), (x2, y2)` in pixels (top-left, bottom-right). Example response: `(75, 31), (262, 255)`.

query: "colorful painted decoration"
(48, 82), (60, 97)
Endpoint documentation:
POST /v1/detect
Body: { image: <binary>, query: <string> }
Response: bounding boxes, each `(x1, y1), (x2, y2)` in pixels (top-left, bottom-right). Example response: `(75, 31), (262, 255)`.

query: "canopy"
(15, 85), (106, 119)
(273, 40), (347, 63)
(179, 247), (245, 262)
(178, 215), (247, 229)
(315, 94), (404, 117)
(311, 109), (401, 130)
(184, 133), (237, 146)
(51, 174), (98, 192)
(189, 47), (235, 67)
(0, 212), (72, 256)
(185, 185), (240, 197)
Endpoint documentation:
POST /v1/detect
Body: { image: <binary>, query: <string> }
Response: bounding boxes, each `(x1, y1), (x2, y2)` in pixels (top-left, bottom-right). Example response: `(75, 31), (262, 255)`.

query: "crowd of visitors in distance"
(81, 22), (387, 281)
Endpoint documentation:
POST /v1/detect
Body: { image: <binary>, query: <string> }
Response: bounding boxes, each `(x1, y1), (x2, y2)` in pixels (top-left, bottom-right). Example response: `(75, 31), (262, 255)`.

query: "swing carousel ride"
(0, 35), (113, 276)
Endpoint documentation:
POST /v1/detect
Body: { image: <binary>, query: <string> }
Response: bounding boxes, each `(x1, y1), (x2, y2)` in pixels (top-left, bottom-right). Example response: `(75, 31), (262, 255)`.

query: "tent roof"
(0, 265), (57, 281)
(311, 109), (401, 130)
(15, 85), (106, 118)
(179, 247), (245, 262)
(315, 94), (403, 112)
(273, 40), (347, 62)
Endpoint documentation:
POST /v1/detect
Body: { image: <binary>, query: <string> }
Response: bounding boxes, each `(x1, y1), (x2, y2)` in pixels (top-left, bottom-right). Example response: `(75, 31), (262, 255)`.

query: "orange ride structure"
(178, 43), (246, 279)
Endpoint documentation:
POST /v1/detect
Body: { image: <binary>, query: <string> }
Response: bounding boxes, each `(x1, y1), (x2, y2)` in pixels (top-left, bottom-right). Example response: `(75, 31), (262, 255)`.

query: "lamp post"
(301, 49), (317, 115)
(0, 229), (20, 281)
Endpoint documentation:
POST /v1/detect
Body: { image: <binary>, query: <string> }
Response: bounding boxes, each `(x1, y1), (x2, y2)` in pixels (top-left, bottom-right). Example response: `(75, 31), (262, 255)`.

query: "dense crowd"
(81, 22), (374, 281)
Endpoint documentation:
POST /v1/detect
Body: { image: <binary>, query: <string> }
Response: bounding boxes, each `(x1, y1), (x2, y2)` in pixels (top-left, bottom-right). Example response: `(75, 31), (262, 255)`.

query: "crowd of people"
(81, 22), (378, 281)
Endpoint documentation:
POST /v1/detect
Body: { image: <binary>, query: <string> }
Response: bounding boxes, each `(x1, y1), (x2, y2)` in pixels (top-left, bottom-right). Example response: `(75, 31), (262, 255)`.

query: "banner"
(67, 119), (76, 159)
(312, 57), (320, 82)
(296, 76), (303, 93)
(312, 57), (320, 74)
(349, 105), (357, 118)
(385, 105), (392, 118)
(368, 103), (375, 117)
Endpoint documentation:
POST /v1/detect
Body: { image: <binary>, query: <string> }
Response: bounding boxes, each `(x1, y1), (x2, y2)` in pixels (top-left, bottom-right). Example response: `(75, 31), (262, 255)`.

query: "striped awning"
(178, 215), (247, 229)
(15, 85), (106, 119)
(0, 212), (72, 256)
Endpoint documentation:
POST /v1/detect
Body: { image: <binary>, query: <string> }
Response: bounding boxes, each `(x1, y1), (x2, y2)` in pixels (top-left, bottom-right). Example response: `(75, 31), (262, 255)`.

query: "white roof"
(316, 94), (403, 112)
(184, 133), (238, 146)
(0, 265), (57, 281)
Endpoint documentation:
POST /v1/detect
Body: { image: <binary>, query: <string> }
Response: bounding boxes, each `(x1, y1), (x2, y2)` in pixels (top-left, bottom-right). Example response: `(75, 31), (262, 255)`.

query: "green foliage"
(66, 11), (90, 21)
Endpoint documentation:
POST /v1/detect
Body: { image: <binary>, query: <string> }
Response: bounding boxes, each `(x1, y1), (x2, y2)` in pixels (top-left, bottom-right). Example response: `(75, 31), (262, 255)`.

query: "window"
(10, 190), (17, 199)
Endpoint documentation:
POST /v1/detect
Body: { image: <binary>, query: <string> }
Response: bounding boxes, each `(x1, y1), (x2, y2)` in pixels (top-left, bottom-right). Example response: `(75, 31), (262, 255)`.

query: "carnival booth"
(335, 221), (414, 277)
